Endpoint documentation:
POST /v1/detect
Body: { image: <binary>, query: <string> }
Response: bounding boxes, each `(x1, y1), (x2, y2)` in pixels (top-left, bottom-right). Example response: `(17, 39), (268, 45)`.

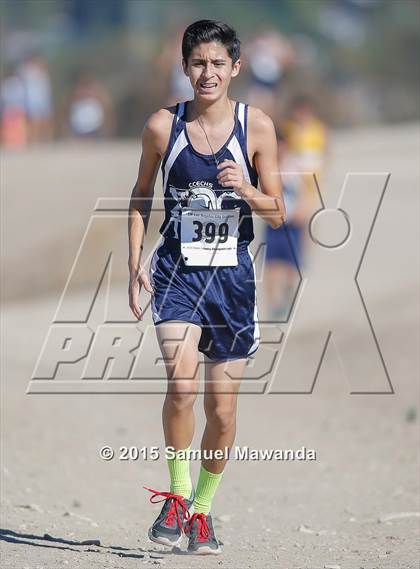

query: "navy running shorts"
(149, 239), (260, 362)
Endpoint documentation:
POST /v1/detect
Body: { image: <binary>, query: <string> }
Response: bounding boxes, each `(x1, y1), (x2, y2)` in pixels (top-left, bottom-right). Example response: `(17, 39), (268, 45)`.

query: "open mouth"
(198, 82), (217, 91)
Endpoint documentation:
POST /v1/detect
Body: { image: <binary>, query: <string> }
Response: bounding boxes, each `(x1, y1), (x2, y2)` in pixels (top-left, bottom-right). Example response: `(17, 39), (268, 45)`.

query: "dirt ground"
(1, 124), (419, 568)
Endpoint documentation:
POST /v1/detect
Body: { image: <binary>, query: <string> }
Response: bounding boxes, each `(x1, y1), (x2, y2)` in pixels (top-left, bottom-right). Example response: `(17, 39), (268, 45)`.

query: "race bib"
(180, 208), (240, 267)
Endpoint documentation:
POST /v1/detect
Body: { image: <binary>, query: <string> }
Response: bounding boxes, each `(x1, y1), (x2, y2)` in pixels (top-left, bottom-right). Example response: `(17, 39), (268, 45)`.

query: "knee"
(166, 380), (198, 412)
(205, 402), (237, 433)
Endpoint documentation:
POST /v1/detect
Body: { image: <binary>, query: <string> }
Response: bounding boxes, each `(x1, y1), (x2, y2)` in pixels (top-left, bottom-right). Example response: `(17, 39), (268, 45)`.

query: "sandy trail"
(1, 124), (419, 568)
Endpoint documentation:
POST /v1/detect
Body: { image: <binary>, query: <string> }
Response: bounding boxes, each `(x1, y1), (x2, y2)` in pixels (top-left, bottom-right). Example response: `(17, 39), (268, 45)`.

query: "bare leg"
(156, 321), (202, 449)
(264, 260), (299, 318)
(264, 261), (287, 309)
(201, 356), (247, 474)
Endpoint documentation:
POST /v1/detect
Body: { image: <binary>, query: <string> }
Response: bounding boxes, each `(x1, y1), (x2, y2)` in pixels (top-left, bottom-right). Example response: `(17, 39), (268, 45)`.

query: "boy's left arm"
(216, 109), (286, 228)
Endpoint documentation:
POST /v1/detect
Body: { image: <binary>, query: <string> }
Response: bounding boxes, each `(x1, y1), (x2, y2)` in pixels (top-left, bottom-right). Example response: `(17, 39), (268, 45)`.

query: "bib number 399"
(181, 208), (239, 267)
(192, 220), (229, 243)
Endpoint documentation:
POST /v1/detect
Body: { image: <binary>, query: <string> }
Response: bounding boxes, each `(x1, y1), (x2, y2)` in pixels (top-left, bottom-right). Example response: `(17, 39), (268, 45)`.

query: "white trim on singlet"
(176, 102), (185, 123)
(226, 135), (251, 183)
(237, 102), (245, 132)
(162, 129), (188, 190)
(162, 128), (188, 238)
(246, 245), (260, 355)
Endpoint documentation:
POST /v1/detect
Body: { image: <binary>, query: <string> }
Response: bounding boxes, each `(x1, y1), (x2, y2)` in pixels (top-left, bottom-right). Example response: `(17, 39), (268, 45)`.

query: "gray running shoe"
(185, 512), (222, 555)
(144, 486), (194, 547)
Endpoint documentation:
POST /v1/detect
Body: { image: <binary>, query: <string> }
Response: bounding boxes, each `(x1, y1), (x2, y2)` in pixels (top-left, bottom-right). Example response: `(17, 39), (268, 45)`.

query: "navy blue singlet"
(159, 100), (258, 245)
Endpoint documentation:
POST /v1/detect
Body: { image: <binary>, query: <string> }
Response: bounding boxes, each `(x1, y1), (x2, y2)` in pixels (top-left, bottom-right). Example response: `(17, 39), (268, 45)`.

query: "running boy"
(128, 20), (285, 555)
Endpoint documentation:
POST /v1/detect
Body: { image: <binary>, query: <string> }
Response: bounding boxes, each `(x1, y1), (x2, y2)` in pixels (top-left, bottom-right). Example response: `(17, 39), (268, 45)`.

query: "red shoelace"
(144, 487), (190, 530)
(185, 512), (211, 542)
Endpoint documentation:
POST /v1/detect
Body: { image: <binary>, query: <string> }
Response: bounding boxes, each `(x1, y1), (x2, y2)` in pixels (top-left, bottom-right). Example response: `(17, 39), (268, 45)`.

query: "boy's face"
(182, 41), (240, 100)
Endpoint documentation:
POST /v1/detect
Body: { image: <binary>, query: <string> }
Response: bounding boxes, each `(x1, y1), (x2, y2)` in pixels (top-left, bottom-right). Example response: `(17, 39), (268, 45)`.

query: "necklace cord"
(194, 100), (236, 167)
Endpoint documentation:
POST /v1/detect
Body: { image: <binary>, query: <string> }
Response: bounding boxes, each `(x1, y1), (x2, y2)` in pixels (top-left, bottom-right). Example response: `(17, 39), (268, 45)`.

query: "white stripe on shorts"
(247, 245), (260, 354)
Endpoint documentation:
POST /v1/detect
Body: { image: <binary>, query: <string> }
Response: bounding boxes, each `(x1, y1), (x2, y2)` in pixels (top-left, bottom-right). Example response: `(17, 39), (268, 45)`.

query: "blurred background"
(1, 0), (419, 146)
(1, 0), (419, 302)
(1, 2), (419, 568)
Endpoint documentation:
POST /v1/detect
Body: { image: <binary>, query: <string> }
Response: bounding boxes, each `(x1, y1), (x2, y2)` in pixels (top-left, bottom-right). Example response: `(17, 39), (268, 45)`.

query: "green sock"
(193, 465), (224, 514)
(167, 446), (192, 499)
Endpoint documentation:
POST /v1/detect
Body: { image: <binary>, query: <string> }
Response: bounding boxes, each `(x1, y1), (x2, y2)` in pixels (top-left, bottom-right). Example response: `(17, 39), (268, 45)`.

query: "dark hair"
(182, 20), (241, 64)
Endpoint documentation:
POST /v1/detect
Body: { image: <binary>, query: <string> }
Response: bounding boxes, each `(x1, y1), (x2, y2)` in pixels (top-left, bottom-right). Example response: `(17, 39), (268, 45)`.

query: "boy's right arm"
(128, 109), (172, 320)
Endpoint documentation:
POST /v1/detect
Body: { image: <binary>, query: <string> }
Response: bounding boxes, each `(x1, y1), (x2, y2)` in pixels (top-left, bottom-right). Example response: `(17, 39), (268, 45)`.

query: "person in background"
(158, 27), (194, 105)
(245, 28), (295, 118)
(62, 69), (115, 139)
(0, 65), (28, 149)
(264, 99), (327, 319)
(282, 95), (328, 194)
(264, 128), (303, 319)
(18, 53), (53, 144)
